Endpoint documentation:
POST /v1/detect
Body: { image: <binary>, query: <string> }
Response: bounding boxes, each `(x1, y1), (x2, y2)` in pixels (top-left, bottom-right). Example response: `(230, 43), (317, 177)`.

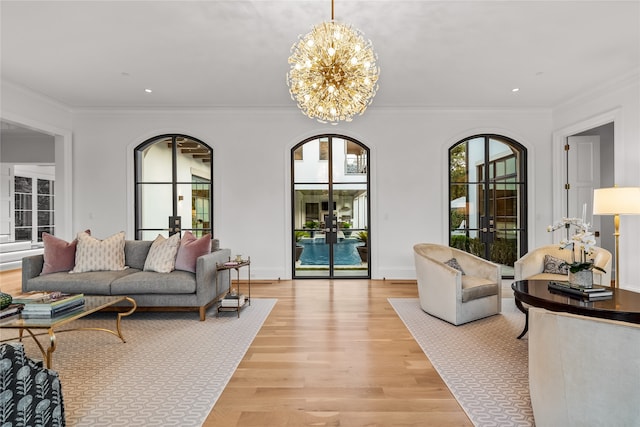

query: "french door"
(292, 135), (370, 278)
(134, 134), (212, 240)
(449, 135), (527, 278)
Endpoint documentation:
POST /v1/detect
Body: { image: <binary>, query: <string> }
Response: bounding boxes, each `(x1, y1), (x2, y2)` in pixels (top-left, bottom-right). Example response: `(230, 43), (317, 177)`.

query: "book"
(220, 294), (246, 307)
(21, 297), (85, 317)
(0, 303), (24, 319)
(223, 261), (240, 267)
(548, 281), (613, 299)
(21, 300), (85, 318)
(16, 293), (84, 310)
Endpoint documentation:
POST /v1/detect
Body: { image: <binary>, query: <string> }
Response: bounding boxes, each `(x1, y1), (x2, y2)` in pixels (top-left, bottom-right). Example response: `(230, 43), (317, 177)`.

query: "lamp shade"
(593, 187), (640, 215)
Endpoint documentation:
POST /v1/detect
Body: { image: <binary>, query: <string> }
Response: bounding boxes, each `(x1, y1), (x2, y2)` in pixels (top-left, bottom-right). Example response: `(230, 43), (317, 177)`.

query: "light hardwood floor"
(1, 271), (472, 426)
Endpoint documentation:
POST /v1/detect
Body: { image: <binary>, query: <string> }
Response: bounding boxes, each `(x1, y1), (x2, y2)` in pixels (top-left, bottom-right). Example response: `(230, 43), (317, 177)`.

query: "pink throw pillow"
(174, 232), (212, 273)
(40, 230), (89, 275)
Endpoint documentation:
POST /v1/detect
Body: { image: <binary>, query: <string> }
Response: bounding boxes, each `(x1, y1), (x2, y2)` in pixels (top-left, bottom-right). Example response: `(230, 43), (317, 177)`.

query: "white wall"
(552, 74), (640, 290)
(8, 76), (639, 286)
(68, 107), (552, 280)
(0, 81), (74, 240)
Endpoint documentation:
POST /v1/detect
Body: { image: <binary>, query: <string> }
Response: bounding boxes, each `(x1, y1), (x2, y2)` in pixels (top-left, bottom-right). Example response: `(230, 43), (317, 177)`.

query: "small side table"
(216, 257), (251, 317)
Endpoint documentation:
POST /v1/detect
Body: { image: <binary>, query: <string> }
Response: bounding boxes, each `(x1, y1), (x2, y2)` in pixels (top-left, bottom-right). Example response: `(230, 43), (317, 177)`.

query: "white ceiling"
(1, 0), (639, 111)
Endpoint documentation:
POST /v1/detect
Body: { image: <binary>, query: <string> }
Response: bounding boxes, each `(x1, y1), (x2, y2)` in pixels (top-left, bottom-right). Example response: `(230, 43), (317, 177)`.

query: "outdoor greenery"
(489, 238), (517, 266)
(304, 220), (319, 229)
(356, 230), (368, 246)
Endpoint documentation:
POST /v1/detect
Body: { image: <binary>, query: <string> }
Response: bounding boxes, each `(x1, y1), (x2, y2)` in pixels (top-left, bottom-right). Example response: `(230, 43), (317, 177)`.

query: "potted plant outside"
(341, 222), (352, 237)
(304, 220), (319, 238)
(356, 230), (368, 263)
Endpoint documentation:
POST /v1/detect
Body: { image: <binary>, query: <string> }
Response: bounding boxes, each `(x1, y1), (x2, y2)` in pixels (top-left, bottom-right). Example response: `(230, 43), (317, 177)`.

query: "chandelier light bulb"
(287, 18), (380, 125)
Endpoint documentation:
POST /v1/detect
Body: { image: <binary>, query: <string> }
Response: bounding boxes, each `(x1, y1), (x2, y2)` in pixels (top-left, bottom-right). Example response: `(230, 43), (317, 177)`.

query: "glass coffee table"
(0, 295), (136, 368)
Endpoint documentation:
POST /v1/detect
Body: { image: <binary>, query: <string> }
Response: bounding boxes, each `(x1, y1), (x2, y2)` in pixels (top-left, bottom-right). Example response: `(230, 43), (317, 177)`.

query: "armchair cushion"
(461, 276), (499, 302)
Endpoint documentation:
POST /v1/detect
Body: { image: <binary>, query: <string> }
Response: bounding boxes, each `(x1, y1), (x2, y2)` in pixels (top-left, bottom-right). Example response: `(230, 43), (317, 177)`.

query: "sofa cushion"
(125, 240), (153, 270)
(143, 233), (181, 273)
(543, 254), (569, 275)
(72, 231), (126, 273)
(175, 232), (211, 273)
(26, 269), (138, 295)
(461, 276), (499, 303)
(111, 270), (197, 294)
(41, 232), (79, 275)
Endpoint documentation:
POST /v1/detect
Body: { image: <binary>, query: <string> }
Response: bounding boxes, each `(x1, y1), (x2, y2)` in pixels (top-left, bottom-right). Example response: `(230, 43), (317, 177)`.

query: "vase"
(569, 270), (593, 288)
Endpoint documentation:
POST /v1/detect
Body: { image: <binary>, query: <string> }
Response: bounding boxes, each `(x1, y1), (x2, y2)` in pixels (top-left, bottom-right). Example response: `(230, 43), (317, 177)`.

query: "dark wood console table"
(511, 279), (640, 339)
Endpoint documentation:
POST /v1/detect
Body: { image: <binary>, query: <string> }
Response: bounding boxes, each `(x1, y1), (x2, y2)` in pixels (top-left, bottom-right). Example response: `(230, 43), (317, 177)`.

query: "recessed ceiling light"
(512, 88), (520, 92)
(144, 88), (153, 93)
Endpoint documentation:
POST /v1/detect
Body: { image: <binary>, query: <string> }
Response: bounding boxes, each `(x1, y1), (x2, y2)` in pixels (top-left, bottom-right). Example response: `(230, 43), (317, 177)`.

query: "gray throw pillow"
(444, 258), (465, 275)
(543, 254), (569, 275)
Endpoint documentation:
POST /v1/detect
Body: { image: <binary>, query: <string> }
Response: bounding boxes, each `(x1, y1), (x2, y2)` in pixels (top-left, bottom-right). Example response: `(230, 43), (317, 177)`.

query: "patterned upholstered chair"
(0, 342), (65, 426)
(529, 307), (640, 426)
(413, 243), (501, 325)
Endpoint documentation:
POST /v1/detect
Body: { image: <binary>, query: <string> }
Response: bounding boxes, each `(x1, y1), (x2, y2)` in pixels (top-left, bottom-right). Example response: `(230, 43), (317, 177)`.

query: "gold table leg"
(17, 297), (137, 369)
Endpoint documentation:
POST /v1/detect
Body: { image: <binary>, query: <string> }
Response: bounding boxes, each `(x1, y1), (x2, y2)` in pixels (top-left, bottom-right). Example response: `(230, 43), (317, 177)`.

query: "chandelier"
(287, 0), (379, 125)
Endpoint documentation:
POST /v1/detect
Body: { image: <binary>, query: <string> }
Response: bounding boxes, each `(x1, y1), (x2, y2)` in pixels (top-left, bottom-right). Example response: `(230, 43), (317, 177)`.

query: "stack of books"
(548, 281), (613, 300)
(220, 293), (246, 307)
(13, 292), (86, 318)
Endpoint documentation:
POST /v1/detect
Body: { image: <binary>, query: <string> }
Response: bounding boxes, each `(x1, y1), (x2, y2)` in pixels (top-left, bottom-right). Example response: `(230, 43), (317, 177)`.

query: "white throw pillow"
(143, 233), (181, 273)
(71, 231), (126, 273)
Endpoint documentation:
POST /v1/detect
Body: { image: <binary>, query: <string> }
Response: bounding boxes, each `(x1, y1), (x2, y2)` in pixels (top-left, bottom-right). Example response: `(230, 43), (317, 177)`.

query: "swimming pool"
(298, 238), (363, 265)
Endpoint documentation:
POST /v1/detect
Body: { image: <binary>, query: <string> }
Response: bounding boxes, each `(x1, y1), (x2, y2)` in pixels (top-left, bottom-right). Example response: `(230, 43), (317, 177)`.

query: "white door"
(566, 135), (600, 232)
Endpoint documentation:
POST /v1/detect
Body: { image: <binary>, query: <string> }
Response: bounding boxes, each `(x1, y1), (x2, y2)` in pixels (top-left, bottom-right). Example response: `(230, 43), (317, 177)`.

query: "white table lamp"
(593, 187), (640, 288)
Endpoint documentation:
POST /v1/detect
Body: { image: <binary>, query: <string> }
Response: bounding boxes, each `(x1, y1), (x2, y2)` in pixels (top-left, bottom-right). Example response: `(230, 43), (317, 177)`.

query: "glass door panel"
(294, 185), (330, 277)
(135, 135), (213, 240)
(293, 136), (370, 279)
(449, 135), (527, 278)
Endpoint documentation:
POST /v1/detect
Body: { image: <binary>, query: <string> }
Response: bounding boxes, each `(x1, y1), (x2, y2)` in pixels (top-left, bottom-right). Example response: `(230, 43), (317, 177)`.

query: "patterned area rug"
(7, 298), (276, 426)
(389, 298), (534, 427)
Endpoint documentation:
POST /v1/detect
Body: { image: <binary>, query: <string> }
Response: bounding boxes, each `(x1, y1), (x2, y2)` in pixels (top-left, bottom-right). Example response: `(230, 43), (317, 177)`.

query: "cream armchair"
(529, 307), (640, 427)
(514, 245), (612, 286)
(413, 243), (501, 325)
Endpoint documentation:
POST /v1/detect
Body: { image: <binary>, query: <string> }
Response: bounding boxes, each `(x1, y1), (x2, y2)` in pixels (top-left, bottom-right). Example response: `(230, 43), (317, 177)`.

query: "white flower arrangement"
(547, 217), (603, 273)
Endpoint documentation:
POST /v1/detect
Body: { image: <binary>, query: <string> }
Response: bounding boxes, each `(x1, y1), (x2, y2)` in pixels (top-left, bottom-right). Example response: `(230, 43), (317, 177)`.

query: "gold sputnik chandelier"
(287, 0), (379, 125)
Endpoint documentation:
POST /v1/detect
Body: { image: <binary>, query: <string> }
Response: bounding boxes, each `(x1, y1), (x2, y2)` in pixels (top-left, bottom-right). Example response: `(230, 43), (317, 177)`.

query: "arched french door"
(292, 135), (370, 278)
(449, 134), (527, 278)
(134, 134), (213, 240)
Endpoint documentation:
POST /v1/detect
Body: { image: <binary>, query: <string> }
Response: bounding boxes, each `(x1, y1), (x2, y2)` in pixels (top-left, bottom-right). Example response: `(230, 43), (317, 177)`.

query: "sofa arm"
(195, 248), (231, 302)
(22, 255), (45, 293)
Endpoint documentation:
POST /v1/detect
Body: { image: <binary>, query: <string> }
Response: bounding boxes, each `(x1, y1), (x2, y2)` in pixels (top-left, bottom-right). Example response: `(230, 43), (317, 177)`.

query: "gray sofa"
(22, 239), (231, 320)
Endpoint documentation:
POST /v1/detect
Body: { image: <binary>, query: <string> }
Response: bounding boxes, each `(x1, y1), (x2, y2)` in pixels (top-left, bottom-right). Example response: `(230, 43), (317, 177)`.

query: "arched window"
(134, 134), (213, 239)
(449, 134), (527, 278)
